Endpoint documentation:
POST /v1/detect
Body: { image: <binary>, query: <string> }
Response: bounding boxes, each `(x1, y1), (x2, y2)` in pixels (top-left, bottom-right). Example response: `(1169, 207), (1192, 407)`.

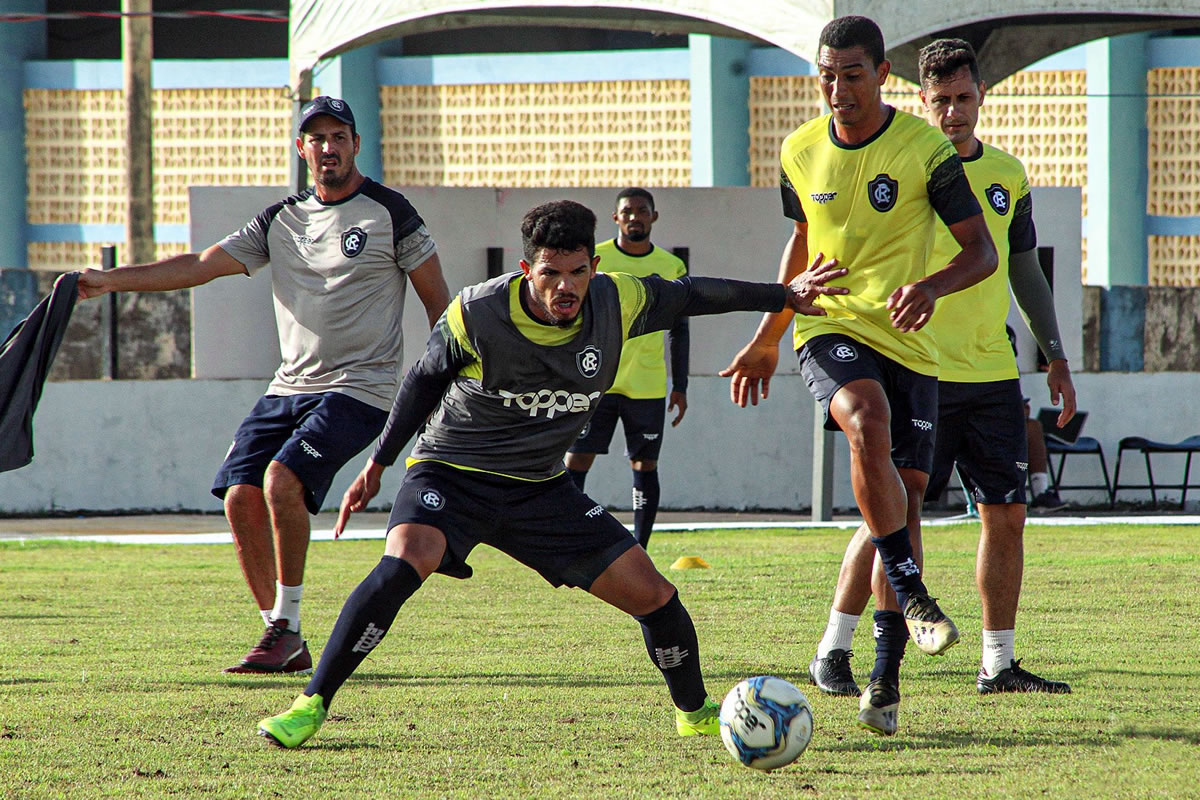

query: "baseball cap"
(299, 96), (356, 132)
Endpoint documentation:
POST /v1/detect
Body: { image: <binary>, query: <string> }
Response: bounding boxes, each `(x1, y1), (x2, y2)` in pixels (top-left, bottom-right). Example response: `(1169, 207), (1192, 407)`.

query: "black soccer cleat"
(978, 659), (1072, 694)
(807, 649), (860, 697)
(1030, 491), (1068, 512)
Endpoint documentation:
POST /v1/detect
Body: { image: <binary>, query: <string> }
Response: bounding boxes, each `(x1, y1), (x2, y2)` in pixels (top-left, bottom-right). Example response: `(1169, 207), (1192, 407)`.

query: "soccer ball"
(719, 676), (814, 771)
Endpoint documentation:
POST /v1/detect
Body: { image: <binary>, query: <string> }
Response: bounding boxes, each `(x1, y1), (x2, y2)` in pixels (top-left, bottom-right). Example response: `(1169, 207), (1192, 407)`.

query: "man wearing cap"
(75, 96), (451, 675)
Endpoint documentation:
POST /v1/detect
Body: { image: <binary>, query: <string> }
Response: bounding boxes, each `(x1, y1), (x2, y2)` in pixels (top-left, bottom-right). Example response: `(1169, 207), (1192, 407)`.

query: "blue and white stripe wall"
(5, 30), (1198, 289)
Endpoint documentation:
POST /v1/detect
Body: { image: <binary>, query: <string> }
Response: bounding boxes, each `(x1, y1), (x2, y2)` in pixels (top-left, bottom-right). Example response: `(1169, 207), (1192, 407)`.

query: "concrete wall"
(190, 186), (1084, 380)
(3, 370), (1198, 513)
(0, 186), (1093, 514)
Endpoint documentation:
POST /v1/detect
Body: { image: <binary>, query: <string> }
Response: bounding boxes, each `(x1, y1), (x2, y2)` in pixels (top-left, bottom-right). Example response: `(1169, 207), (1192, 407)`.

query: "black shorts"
(926, 379), (1028, 505)
(797, 333), (938, 474)
(387, 461), (638, 590)
(212, 392), (388, 514)
(567, 394), (666, 461)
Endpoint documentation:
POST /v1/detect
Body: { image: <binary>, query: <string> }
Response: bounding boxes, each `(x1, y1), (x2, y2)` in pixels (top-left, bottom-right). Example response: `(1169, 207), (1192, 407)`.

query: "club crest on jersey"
(577, 345), (602, 378)
(418, 488), (445, 511)
(830, 343), (858, 362)
(341, 226), (367, 257)
(867, 174), (898, 212)
(986, 183), (1010, 216)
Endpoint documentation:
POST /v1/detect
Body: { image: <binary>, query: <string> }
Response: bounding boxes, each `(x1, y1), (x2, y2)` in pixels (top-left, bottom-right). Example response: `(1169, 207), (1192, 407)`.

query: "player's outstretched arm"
(720, 245), (847, 408)
(75, 243), (247, 300)
(783, 253), (848, 315)
(336, 459), (386, 538)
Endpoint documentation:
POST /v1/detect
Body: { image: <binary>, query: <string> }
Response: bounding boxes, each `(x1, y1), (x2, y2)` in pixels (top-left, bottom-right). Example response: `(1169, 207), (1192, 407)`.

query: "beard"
(624, 229), (650, 243)
(316, 166), (351, 189)
(533, 293), (579, 327)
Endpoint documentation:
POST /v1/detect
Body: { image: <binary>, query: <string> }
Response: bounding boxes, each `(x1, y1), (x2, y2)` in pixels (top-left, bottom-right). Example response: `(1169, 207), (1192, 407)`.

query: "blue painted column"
(1086, 33), (1149, 286)
(311, 44), (384, 183)
(689, 34), (751, 187)
(3, 1), (47, 268)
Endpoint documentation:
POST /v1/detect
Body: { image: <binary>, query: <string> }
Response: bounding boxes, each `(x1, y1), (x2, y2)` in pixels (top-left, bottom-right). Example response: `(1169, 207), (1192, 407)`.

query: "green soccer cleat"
(675, 697), (721, 737)
(258, 693), (328, 748)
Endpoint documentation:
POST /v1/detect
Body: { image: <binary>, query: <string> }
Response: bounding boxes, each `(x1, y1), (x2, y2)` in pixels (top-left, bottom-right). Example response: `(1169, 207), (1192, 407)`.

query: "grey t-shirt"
(218, 177), (437, 410)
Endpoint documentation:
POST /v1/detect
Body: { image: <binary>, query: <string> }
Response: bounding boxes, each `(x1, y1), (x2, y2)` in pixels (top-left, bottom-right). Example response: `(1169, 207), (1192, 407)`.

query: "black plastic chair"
(1044, 434), (1114, 506)
(1112, 435), (1200, 509)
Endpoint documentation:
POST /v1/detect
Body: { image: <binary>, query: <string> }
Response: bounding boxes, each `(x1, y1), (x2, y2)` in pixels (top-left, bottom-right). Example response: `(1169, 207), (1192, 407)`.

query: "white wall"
(0, 186), (1098, 514)
(3, 372), (1198, 513)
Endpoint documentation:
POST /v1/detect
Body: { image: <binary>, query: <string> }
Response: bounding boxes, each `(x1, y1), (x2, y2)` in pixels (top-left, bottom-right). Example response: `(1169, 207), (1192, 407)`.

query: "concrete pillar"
(1086, 34), (1149, 286)
(308, 44), (384, 183)
(689, 34), (751, 187)
(1, 1), (47, 269)
(123, 0), (155, 266)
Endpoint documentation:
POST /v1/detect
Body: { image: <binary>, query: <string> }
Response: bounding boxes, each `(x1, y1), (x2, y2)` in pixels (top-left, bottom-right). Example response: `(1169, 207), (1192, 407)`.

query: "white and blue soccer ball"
(719, 675), (814, 771)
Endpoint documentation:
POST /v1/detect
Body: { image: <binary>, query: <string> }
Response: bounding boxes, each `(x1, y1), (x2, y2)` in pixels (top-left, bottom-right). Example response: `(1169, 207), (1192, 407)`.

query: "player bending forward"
(257, 199), (849, 747)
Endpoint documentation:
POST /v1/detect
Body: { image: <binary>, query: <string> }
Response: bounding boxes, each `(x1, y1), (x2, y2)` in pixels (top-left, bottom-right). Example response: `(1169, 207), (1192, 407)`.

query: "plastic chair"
(1044, 435), (1113, 506)
(1112, 435), (1200, 509)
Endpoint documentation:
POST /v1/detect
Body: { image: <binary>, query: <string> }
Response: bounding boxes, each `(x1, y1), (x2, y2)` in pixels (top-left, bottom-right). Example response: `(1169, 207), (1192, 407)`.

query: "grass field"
(1, 522), (1197, 799)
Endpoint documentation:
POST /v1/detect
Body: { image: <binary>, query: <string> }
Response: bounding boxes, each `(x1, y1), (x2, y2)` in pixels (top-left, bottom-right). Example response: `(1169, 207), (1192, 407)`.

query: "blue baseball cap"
(299, 96), (356, 132)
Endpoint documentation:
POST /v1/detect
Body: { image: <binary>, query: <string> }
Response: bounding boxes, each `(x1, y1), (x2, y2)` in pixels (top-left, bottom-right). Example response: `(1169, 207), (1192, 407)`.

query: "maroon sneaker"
(222, 619), (313, 675)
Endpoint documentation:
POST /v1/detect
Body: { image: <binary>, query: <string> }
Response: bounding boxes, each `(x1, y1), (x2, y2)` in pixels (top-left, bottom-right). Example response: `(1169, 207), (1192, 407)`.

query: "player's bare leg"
(976, 502), (1070, 693)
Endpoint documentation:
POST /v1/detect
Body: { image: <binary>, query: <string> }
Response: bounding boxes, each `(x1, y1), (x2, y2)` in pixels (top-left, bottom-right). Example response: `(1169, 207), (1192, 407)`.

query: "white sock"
(1031, 472), (1050, 496)
(981, 629), (1016, 677)
(817, 609), (860, 658)
(269, 582), (303, 632)
(260, 608), (272, 626)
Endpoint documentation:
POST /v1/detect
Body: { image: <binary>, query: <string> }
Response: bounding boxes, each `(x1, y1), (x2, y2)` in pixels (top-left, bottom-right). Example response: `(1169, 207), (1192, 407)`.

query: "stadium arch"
(288, 0), (1200, 94)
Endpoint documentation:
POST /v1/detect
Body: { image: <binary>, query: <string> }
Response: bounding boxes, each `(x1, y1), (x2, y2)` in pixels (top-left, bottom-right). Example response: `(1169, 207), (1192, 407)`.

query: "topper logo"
(499, 388), (602, 419)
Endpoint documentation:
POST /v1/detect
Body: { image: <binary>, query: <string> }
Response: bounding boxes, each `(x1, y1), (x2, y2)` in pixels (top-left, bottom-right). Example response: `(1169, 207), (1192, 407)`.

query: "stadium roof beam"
(290, 1), (1200, 94)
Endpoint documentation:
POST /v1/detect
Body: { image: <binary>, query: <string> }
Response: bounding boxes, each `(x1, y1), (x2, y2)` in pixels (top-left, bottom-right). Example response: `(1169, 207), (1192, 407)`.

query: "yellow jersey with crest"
(595, 238), (688, 398)
(925, 143), (1036, 382)
(779, 107), (980, 375)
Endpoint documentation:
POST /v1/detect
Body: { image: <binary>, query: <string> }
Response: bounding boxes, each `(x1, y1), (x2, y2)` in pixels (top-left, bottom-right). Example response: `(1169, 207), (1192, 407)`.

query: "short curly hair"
(918, 38), (982, 88)
(520, 200), (597, 263)
(818, 16), (885, 69)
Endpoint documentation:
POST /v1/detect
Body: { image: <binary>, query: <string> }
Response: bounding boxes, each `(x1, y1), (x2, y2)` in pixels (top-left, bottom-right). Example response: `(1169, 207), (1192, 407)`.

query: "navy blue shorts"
(926, 379), (1028, 505)
(212, 392), (388, 514)
(567, 394), (666, 461)
(797, 333), (938, 474)
(387, 461), (638, 590)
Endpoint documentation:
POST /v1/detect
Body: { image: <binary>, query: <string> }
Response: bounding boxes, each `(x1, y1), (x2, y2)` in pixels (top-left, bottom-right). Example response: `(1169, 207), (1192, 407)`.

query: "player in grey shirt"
(256, 199), (850, 748)
(76, 96), (451, 675)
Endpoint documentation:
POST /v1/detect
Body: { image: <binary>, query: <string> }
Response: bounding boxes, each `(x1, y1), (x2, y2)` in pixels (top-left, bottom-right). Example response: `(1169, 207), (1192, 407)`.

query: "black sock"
(567, 468), (588, 491)
(305, 556), (422, 708)
(870, 526), (928, 610)
(869, 610), (908, 683)
(632, 468), (660, 549)
(634, 591), (706, 712)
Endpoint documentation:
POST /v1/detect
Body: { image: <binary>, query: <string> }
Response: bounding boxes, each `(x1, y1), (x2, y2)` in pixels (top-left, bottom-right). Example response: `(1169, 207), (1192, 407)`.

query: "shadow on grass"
(820, 727), (1124, 753)
(1115, 726), (1200, 744)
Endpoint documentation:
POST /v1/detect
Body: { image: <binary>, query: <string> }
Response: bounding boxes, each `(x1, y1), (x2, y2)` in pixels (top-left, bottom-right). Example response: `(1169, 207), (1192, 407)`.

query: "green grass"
(1, 523), (1197, 799)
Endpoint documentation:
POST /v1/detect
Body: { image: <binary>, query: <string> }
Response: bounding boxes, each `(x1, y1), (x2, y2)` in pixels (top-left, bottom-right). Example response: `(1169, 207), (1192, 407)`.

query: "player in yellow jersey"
(566, 188), (689, 549)
(804, 39), (1076, 702)
(722, 16), (998, 737)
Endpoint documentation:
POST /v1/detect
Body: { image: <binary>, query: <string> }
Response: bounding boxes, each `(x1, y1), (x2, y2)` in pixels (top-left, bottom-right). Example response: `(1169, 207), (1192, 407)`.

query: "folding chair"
(1038, 409), (1113, 506)
(1112, 435), (1200, 509)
